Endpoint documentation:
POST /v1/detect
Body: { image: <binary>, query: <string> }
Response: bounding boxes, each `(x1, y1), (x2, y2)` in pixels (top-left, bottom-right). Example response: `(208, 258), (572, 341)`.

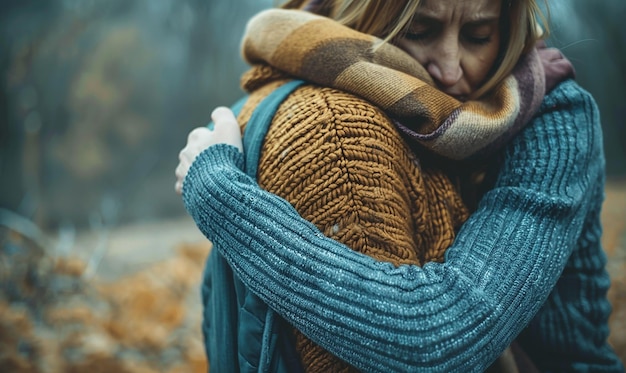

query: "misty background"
(1, 0), (625, 231)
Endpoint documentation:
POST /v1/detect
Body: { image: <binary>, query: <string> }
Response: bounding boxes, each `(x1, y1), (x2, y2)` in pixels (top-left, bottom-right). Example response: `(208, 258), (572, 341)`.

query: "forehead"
(416, 0), (502, 21)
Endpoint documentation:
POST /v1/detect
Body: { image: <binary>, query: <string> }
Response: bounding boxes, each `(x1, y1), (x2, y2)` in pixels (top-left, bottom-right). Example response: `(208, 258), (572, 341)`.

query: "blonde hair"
(283, 0), (549, 98)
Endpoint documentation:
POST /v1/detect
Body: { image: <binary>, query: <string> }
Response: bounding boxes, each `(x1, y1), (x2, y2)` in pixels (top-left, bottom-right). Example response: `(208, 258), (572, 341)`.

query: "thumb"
(211, 107), (243, 153)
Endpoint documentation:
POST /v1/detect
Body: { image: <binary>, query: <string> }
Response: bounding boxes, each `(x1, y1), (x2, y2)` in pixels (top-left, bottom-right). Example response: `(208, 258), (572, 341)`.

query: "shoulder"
(250, 83), (423, 243)
(537, 80), (600, 126)
(543, 79), (596, 104)
(277, 83), (396, 129)
(255, 82), (416, 172)
(260, 83), (409, 154)
(503, 80), (604, 189)
(527, 80), (602, 149)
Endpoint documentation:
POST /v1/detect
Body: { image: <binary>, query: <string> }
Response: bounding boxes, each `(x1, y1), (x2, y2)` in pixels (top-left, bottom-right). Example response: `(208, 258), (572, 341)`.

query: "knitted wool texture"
(184, 83), (624, 372)
(235, 9), (547, 373)
(242, 9), (546, 160)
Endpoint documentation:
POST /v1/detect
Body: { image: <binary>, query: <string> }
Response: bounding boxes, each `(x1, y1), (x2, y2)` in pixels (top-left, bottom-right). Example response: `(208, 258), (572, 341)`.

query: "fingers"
(188, 126), (211, 143)
(538, 47), (564, 62)
(174, 160), (186, 179)
(537, 45), (575, 93)
(181, 127), (213, 163)
(175, 159), (189, 194)
(211, 106), (238, 125)
(175, 107), (244, 194)
(211, 107), (243, 153)
(176, 130), (206, 195)
(175, 180), (183, 195)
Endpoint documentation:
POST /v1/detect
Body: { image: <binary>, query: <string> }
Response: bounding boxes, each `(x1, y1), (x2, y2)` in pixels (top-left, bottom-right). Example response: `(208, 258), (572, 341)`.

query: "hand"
(175, 107), (243, 194)
(536, 41), (576, 93)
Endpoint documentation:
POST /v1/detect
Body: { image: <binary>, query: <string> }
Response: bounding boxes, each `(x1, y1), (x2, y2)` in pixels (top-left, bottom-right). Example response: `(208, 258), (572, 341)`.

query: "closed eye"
(402, 18), (439, 42)
(403, 30), (434, 41)
(462, 21), (498, 46)
(463, 35), (492, 45)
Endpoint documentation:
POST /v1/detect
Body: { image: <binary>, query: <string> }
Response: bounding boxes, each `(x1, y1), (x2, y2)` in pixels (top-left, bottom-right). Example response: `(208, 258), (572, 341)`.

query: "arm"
(183, 81), (603, 372)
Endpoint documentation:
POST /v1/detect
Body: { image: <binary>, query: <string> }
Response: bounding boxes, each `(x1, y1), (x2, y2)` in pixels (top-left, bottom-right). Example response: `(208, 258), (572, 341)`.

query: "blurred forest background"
(1, 0), (625, 229)
(0, 0), (625, 372)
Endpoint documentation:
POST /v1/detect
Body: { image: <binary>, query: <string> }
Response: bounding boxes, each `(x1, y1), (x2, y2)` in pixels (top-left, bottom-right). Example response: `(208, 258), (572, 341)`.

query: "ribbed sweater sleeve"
(182, 81), (621, 372)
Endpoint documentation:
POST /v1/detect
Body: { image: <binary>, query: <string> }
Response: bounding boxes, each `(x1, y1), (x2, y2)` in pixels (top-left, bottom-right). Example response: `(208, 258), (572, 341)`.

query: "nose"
(426, 39), (463, 88)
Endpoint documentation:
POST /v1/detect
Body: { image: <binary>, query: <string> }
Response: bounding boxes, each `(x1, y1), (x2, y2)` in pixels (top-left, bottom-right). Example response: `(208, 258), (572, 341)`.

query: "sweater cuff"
(182, 143), (245, 210)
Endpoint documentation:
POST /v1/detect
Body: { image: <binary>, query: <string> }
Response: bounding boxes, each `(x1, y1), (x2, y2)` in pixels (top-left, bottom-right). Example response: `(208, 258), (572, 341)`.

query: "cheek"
(463, 45), (500, 87)
(464, 57), (493, 85)
(395, 39), (429, 66)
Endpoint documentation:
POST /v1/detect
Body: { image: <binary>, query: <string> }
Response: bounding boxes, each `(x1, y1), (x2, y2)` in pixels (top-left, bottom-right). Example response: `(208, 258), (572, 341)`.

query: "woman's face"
(395, 0), (502, 100)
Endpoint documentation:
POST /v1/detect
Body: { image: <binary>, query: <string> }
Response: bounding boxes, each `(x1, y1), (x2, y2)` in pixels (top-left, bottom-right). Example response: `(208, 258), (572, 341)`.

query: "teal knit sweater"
(183, 81), (624, 372)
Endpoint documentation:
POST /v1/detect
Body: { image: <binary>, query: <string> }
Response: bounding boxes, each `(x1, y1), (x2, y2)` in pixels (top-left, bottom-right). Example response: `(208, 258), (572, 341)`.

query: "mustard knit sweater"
(239, 76), (469, 266)
(237, 72), (476, 370)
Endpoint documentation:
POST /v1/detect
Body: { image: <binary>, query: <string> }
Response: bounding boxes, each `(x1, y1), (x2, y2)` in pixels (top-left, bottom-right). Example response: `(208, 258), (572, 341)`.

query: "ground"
(1, 181), (625, 371)
(604, 181), (626, 361)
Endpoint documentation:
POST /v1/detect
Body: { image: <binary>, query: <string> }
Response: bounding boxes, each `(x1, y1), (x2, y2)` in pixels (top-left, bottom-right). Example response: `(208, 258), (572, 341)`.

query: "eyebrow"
(463, 18), (500, 27)
(413, 12), (500, 24)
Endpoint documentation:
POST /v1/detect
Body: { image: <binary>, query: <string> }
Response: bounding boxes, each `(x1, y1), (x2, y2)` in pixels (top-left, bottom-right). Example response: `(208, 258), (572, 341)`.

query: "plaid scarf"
(242, 8), (546, 161)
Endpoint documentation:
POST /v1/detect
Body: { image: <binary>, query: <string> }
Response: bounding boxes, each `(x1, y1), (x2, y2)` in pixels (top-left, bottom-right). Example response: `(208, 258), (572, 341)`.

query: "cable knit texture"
(184, 80), (624, 372)
(233, 10), (547, 370)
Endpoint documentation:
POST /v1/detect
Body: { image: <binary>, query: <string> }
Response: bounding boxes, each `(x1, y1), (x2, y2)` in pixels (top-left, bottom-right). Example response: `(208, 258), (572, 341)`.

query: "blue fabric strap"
(203, 80), (305, 373)
(240, 79), (305, 373)
(243, 80), (306, 178)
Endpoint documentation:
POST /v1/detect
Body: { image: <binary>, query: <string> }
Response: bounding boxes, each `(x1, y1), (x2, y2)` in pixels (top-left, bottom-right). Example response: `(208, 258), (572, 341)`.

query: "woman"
(176, 0), (623, 371)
